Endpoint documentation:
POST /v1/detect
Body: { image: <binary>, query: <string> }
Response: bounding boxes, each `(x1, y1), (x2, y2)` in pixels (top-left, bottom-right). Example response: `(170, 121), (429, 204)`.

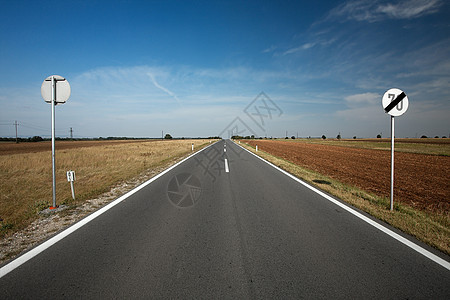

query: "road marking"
(225, 158), (229, 173)
(236, 142), (450, 271)
(0, 141), (219, 279)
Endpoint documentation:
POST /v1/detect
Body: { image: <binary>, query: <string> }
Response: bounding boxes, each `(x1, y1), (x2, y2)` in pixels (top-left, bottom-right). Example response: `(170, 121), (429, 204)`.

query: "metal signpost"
(41, 75), (71, 209)
(382, 88), (409, 211)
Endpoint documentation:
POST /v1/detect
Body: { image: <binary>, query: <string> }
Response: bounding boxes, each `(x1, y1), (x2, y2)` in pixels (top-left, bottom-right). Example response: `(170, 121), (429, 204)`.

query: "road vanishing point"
(1, 140), (449, 298)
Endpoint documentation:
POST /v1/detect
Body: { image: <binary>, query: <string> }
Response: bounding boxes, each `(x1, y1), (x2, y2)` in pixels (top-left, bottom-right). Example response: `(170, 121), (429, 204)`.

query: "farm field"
(245, 139), (449, 213)
(242, 139), (449, 254)
(0, 139), (151, 156)
(275, 138), (450, 156)
(0, 139), (212, 240)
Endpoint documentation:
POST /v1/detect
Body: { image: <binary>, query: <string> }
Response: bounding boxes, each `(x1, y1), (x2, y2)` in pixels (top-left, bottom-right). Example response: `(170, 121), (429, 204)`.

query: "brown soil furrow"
(246, 140), (449, 213)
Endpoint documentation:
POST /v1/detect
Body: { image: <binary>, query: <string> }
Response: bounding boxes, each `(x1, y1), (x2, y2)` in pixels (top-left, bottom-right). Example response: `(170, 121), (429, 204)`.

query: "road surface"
(1, 140), (449, 298)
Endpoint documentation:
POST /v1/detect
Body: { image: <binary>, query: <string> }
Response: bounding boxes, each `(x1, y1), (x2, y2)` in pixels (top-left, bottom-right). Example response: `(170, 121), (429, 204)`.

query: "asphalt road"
(1, 140), (449, 299)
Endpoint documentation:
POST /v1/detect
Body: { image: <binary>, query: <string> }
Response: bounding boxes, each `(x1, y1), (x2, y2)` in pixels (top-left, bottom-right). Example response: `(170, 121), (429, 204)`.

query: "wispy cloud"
(344, 92), (380, 106)
(327, 0), (443, 23)
(262, 45), (277, 54)
(283, 43), (316, 55)
(377, 0), (443, 19)
(147, 73), (182, 106)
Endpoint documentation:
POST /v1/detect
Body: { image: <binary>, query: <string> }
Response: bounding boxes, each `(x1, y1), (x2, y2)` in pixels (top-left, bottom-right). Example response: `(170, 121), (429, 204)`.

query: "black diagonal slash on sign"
(384, 92), (406, 113)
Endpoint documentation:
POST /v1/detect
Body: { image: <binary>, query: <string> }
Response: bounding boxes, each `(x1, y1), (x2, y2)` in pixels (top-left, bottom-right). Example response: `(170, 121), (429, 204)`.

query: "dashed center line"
(224, 158), (229, 173)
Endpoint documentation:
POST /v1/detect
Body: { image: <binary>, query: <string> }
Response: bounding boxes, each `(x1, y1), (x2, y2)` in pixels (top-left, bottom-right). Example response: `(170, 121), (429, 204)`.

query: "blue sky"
(1, 0), (449, 138)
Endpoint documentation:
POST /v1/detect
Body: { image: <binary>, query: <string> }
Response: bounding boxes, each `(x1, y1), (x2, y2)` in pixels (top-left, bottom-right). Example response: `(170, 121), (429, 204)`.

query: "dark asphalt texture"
(1, 140), (449, 299)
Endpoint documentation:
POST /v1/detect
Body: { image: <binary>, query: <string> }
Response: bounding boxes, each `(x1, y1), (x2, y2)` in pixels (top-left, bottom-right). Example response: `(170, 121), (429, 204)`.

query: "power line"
(19, 121), (48, 132)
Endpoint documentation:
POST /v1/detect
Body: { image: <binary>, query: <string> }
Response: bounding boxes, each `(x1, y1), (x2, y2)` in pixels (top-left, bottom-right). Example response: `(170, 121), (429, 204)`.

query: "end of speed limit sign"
(382, 88), (409, 117)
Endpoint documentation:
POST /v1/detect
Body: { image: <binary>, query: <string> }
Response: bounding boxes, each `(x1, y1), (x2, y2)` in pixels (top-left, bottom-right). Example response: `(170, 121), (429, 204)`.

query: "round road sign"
(41, 75), (71, 104)
(382, 88), (409, 117)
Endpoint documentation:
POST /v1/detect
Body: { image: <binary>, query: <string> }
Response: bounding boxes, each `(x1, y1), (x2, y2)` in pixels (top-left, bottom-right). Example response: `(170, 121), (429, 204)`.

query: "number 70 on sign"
(382, 88), (409, 117)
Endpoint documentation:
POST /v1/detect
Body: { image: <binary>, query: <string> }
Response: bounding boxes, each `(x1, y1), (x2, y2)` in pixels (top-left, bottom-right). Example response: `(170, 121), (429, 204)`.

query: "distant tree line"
(0, 136), (46, 143)
(231, 135), (256, 139)
(3, 134), (446, 143)
(0, 136), (223, 143)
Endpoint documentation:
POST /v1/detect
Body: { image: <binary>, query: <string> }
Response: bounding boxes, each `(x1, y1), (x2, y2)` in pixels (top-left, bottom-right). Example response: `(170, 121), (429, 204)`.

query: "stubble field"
(0, 139), (211, 240)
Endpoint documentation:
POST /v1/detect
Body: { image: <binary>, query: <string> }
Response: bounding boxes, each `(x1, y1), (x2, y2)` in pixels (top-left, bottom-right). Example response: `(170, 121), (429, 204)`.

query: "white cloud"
(336, 105), (381, 120)
(147, 73), (182, 106)
(328, 0), (443, 22)
(335, 93), (383, 126)
(328, 0), (377, 22)
(262, 45), (277, 53)
(377, 0), (442, 19)
(344, 92), (380, 106)
(283, 43), (316, 55)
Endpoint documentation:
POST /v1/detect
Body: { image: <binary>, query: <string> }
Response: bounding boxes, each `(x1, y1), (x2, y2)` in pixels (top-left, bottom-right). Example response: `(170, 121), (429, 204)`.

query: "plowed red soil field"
(246, 140), (449, 213)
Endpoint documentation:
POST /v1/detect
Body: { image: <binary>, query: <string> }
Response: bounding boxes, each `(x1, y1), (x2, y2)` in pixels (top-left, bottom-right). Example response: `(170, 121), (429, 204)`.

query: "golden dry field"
(0, 139), (211, 238)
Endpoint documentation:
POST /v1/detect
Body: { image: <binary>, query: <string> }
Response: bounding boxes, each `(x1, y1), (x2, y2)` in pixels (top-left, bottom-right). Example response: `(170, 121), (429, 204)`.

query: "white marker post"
(382, 88), (409, 211)
(66, 170), (76, 200)
(41, 75), (71, 209)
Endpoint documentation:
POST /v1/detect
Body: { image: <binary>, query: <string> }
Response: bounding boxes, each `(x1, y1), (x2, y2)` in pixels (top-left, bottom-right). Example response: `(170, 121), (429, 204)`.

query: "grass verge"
(239, 142), (449, 255)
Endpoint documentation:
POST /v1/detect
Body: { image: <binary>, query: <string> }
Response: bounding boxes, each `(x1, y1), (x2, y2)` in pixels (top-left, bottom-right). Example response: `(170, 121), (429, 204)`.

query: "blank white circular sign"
(41, 75), (71, 104)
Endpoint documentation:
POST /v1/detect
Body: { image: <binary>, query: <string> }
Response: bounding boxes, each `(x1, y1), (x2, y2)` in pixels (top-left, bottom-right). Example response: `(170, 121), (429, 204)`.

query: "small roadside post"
(66, 170), (76, 200)
(41, 75), (71, 209)
(382, 88), (409, 211)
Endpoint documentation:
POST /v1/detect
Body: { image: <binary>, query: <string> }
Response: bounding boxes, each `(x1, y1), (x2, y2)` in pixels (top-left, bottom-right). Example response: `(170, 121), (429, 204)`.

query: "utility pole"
(14, 121), (19, 143)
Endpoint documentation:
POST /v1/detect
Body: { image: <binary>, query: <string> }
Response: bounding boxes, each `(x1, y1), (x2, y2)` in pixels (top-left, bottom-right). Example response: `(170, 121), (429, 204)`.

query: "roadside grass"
(0, 140), (211, 239)
(271, 138), (450, 156)
(240, 142), (449, 255)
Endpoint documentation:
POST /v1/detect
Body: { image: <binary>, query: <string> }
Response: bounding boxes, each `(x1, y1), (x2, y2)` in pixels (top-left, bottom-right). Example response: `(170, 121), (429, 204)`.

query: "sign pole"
(41, 75), (70, 210)
(70, 180), (75, 200)
(382, 88), (408, 211)
(51, 76), (57, 209)
(390, 115), (394, 211)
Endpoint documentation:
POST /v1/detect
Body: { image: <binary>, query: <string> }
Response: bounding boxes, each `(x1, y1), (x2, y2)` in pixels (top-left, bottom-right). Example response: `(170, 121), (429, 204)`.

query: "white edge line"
(224, 158), (229, 173)
(235, 141), (450, 271)
(0, 141), (219, 279)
